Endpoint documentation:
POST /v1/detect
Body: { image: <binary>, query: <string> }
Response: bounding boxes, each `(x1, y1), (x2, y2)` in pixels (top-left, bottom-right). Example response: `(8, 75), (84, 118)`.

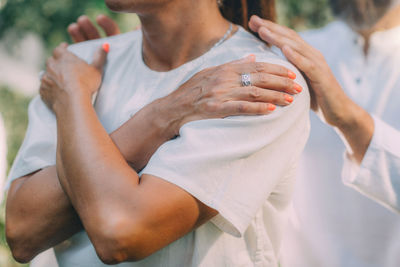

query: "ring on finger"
(241, 73), (252, 87)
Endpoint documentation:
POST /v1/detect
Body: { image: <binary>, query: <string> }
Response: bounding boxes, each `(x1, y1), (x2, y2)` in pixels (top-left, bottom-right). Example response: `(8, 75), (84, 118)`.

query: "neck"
(356, 4), (400, 54)
(139, 0), (231, 71)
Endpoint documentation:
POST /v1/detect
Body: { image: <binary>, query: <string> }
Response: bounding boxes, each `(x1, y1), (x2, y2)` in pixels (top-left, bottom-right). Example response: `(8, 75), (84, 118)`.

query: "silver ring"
(241, 73), (251, 87)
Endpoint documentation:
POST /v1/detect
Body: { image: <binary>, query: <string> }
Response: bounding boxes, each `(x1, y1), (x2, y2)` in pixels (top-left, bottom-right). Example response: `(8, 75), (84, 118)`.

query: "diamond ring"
(241, 73), (251, 87)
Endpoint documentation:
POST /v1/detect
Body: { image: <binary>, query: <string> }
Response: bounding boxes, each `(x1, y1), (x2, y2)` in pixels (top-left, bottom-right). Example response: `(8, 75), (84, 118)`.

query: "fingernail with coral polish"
(268, 104), (276, 111)
(102, 42), (110, 53)
(288, 70), (296, 80)
(294, 83), (302, 93)
(248, 54), (256, 61)
(285, 95), (294, 103)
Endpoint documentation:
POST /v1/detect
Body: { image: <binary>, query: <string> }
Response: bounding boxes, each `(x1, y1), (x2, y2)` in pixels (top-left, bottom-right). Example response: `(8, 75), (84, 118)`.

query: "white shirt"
(0, 114), (6, 203)
(280, 20), (400, 267)
(6, 27), (310, 267)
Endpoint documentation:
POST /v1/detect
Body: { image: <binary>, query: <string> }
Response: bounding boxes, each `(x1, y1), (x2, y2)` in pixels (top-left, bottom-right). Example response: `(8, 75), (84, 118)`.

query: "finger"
(230, 61), (296, 80)
(91, 43), (109, 72)
(258, 27), (304, 53)
(40, 73), (56, 88)
(249, 16), (303, 44)
(282, 45), (316, 76)
(77, 15), (101, 40)
(228, 54), (256, 65)
(219, 101), (276, 116)
(228, 86), (294, 106)
(68, 23), (86, 43)
(52, 43), (68, 59)
(96, 14), (121, 36)
(249, 73), (302, 94)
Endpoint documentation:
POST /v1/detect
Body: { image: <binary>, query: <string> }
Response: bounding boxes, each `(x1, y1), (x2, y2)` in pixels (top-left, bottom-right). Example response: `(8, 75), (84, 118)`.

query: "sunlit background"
(0, 0), (332, 265)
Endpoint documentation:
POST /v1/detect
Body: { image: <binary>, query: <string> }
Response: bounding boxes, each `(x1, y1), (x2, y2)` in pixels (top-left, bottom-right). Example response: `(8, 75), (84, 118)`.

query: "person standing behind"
(247, 0), (400, 266)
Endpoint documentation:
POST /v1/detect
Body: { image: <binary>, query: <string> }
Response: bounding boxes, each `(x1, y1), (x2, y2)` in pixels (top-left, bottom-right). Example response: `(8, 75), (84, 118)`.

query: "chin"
(105, 0), (167, 13)
(105, 0), (138, 12)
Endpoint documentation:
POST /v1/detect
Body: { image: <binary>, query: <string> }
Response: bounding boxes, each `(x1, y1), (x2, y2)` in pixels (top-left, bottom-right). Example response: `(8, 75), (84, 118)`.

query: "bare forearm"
(54, 95), (140, 239)
(335, 101), (374, 163)
(6, 166), (82, 262)
(110, 98), (177, 171)
(6, 99), (175, 260)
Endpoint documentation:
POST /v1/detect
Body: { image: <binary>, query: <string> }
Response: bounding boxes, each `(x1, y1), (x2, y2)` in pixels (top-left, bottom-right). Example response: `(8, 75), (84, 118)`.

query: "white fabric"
(280, 20), (400, 267)
(6, 27), (310, 267)
(0, 114), (6, 203)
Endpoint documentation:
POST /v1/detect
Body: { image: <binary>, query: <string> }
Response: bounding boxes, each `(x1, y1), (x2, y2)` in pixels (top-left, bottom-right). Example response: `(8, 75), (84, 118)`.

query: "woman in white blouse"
(5, 0), (310, 266)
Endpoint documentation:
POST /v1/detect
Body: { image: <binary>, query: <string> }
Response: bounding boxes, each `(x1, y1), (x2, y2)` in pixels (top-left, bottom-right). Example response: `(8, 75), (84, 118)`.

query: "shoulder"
(67, 30), (141, 63)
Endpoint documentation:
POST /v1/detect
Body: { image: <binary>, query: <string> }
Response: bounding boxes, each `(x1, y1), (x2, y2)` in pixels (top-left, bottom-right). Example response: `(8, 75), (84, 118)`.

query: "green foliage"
(0, 87), (30, 266)
(278, 0), (334, 31)
(0, 87), (31, 172)
(0, 0), (135, 52)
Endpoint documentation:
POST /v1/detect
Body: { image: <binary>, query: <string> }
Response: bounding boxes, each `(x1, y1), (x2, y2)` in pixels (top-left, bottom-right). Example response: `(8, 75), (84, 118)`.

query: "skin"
(6, 0), (303, 263)
(67, 13), (373, 163)
(73, 3), (400, 164)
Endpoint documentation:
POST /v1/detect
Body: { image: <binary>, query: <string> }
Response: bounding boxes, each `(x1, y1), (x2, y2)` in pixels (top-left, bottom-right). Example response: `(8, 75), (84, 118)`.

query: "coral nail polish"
(285, 95), (294, 103)
(268, 104), (276, 111)
(294, 84), (302, 93)
(288, 70), (296, 80)
(102, 42), (110, 53)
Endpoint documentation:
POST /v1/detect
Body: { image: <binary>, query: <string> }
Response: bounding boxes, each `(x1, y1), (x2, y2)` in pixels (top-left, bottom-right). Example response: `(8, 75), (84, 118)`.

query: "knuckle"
(204, 101), (218, 112)
(249, 87), (261, 100)
(284, 78), (293, 89)
(237, 103), (248, 113)
(258, 103), (269, 114)
(255, 63), (266, 73)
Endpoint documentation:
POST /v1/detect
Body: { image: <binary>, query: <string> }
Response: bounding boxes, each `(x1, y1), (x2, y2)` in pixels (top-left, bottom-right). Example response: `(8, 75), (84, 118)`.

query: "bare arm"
(6, 43), (299, 263)
(5, 100), (174, 262)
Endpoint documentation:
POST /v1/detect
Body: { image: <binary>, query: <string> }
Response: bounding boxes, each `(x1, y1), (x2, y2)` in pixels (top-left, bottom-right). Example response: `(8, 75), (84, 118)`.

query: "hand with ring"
(153, 55), (303, 135)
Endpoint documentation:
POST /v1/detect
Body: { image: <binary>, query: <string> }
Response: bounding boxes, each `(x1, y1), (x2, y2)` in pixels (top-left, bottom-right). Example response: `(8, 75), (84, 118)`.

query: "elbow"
(91, 216), (150, 264)
(6, 223), (36, 263)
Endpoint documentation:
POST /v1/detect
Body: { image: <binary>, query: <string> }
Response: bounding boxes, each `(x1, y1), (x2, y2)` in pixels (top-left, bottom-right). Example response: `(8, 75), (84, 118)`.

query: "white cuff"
(342, 115), (400, 213)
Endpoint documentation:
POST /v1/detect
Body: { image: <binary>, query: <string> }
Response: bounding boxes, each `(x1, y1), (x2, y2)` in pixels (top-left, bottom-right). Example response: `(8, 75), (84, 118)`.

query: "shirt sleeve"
(342, 115), (400, 213)
(141, 65), (310, 237)
(4, 42), (100, 191)
(5, 96), (57, 190)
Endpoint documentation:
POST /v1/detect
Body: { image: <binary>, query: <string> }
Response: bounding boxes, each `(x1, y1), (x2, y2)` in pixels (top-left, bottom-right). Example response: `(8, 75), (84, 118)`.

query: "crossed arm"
(6, 44), (299, 263)
(5, 96), (209, 264)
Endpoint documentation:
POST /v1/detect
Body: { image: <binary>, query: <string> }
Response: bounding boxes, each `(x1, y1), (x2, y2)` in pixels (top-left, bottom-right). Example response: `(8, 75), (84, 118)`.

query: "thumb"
(91, 42), (109, 72)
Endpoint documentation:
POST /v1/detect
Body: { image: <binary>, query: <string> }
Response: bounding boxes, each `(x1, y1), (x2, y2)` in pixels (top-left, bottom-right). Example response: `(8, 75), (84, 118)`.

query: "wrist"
(53, 90), (92, 116)
(146, 97), (183, 138)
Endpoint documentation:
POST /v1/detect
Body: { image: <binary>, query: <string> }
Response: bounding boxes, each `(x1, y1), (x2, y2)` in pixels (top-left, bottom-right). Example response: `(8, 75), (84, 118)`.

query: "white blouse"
(7, 27), (310, 267)
(281, 20), (400, 267)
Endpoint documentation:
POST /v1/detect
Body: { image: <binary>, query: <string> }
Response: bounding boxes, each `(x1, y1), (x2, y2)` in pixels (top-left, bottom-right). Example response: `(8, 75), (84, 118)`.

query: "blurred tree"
(0, 0), (137, 52)
(278, 0), (334, 31)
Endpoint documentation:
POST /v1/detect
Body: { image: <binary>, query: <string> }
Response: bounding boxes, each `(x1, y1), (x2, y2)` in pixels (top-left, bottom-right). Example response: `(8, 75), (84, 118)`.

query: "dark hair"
(329, 0), (391, 29)
(219, 0), (277, 30)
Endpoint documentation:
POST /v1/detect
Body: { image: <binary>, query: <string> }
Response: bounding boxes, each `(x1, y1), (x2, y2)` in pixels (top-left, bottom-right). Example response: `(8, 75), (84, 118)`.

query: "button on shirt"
(6, 27), (310, 267)
(280, 21), (400, 267)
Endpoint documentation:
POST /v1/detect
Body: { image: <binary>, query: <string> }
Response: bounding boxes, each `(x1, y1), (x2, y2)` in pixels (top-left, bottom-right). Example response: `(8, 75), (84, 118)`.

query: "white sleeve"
(5, 96), (57, 190)
(142, 69), (310, 237)
(4, 41), (99, 191)
(342, 115), (400, 213)
(0, 114), (7, 202)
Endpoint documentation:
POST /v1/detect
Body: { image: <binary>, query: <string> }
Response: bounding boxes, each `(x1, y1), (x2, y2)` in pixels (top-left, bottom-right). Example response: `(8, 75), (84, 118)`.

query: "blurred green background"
(0, 0), (333, 266)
